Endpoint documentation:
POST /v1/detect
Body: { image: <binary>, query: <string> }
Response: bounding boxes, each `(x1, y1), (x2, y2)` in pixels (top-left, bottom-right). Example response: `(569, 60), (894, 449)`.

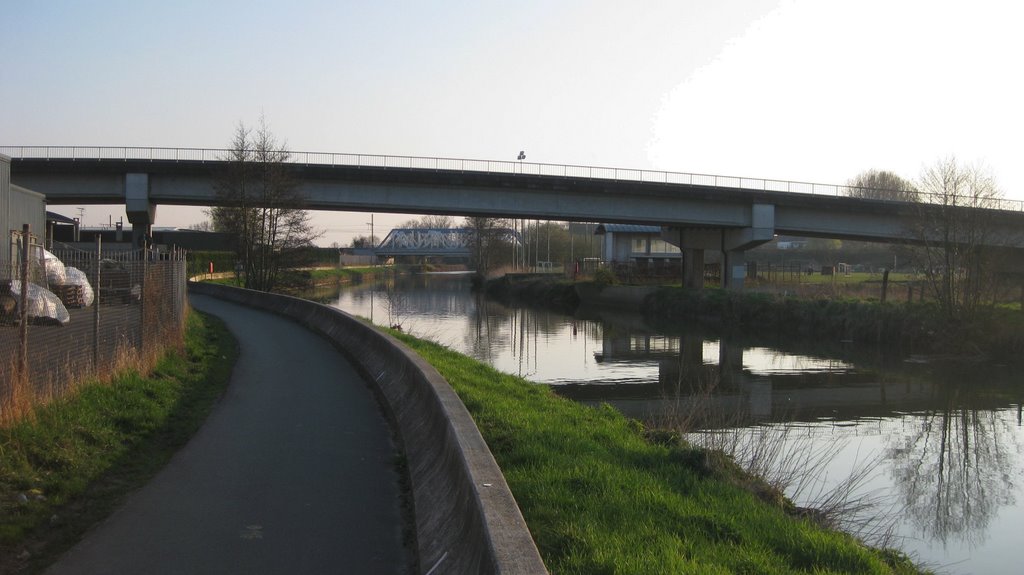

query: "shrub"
(593, 267), (617, 287)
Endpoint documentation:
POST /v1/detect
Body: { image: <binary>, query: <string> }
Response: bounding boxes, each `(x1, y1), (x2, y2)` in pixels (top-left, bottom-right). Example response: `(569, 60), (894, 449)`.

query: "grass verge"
(0, 311), (236, 574)
(202, 266), (387, 290)
(392, 331), (924, 574)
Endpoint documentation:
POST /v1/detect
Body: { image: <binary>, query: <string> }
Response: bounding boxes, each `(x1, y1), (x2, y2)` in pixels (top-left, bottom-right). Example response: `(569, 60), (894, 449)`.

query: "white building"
(595, 224), (681, 265)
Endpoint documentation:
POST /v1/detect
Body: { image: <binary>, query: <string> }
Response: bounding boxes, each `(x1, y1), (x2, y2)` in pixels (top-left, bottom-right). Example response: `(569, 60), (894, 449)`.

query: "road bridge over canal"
(7, 146), (1024, 289)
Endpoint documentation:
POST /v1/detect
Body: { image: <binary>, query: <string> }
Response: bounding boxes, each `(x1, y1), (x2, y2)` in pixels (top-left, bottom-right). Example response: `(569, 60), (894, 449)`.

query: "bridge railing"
(3, 146), (1021, 212)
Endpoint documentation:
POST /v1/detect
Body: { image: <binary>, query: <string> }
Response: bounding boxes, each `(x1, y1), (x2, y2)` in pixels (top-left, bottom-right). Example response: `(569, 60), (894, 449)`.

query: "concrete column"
(722, 250), (746, 290)
(683, 248), (704, 290)
(125, 173), (155, 245)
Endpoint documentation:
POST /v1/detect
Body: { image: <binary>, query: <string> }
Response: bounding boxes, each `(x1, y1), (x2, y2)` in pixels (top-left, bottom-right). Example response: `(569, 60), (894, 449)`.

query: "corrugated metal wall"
(2, 155), (47, 268)
(10, 186), (45, 241)
(1, 155), (11, 266)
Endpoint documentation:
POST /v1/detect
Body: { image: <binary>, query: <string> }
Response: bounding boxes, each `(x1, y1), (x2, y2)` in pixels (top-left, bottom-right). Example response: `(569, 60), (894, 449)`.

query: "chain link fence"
(1, 228), (188, 423)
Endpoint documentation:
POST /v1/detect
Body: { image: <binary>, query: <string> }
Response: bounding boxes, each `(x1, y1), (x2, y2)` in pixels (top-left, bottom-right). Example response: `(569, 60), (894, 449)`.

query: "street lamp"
(516, 151), (526, 269)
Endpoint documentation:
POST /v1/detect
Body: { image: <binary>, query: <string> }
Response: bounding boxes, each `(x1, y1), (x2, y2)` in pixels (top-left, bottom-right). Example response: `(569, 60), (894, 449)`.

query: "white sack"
(42, 249), (68, 285)
(9, 282), (71, 325)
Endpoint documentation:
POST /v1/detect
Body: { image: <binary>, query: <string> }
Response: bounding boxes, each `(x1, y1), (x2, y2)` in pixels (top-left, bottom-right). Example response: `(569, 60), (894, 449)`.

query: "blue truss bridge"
(373, 227), (521, 259)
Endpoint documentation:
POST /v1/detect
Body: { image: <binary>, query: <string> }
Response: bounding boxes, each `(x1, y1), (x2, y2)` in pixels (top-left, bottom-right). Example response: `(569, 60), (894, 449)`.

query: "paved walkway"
(46, 294), (410, 574)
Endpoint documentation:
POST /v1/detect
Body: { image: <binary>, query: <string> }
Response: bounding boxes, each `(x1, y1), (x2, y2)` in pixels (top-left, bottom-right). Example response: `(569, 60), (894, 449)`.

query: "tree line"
(847, 158), (1007, 322)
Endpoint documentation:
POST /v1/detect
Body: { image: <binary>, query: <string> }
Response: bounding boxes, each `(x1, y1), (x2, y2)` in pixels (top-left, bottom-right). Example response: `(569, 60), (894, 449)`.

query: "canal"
(324, 272), (1023, 575)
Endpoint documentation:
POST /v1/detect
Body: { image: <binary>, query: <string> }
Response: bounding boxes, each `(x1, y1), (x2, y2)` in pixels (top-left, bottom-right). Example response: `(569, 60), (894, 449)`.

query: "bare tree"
(847, 169), (918, 202)
(398, 214), (456, 229)
(909, 157), (1002, 321)
(210, 119), (320, 292)
(464, 217), (511, 277)
(349, 234), (380, 249)
(187, 219), (214, 232)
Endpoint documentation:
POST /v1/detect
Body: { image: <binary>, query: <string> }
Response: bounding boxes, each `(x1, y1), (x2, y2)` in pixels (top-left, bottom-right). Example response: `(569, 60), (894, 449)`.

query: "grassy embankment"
(0, 312), (236, 574)
(392, 330), (923, 574)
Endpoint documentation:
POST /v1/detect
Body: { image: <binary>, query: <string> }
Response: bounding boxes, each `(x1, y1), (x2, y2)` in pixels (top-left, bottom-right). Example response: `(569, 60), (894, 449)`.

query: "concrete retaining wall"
(188, 282), (547, 575)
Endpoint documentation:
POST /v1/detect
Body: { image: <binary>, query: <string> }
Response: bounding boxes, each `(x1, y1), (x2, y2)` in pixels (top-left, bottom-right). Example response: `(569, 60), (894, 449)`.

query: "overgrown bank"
(483, 274), (580, 312)
(0, 312), (236, 574)
(394, 331), (923, 574)
(485, 276), (1024, 361)
(644, 287), (1024, 360)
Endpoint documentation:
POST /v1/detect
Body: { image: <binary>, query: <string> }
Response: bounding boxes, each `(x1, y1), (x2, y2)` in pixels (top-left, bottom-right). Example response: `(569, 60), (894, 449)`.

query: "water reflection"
(556, 325), (945, 429)
(886, 386), (1021, 548)
(325, 273), (1024, 573)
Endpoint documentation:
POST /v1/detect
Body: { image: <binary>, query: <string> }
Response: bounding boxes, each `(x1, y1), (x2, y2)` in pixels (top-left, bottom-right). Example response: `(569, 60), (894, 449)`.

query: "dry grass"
(658, 371), (903, 550)
(0, 359), (33, 427)
(1, 318), (186, 430)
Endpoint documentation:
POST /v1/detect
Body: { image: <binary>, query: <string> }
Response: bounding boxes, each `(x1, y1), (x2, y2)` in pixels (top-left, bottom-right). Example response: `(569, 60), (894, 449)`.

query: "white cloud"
(649, 0), (1024, 198)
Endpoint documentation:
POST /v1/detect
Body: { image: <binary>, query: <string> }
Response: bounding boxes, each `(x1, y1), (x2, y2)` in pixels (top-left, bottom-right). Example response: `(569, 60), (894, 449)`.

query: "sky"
(2, 0), (1021, 246)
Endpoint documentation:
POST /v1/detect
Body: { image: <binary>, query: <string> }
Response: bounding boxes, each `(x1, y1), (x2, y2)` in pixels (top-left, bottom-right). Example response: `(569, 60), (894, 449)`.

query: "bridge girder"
(14, 158), (1024, 248)
(12, 157), (1024, 290)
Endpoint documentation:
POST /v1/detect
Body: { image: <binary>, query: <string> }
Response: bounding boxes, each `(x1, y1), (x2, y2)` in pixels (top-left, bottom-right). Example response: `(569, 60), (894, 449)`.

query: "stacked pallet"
(51, 284), (86, 308)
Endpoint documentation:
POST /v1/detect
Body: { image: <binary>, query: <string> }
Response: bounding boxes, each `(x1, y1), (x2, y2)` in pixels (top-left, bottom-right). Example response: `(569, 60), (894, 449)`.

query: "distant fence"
(604, 260), (719, 284)
(1, 231), (187, 421)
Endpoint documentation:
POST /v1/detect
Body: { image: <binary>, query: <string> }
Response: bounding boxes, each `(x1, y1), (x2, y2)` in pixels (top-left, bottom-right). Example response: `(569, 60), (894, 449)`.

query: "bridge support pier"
(125, 173), (155, 246)
(666, 203), (775, 291)
(682, 248), (705, 290)
(722, 250), (746, 290)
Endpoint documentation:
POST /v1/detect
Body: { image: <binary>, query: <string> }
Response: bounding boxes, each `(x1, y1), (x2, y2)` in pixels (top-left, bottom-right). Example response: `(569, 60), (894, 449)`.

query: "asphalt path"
(45, 294), (410, 574)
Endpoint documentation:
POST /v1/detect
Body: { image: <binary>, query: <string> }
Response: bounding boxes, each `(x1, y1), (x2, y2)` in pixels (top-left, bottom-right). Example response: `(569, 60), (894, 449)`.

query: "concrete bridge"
(7, 146), (1024, 289)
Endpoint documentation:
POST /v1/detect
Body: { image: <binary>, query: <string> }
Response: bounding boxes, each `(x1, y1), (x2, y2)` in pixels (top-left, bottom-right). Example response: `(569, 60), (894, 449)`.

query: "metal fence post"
(18, 224), (30, 378)
(140, 241), (148, 355)
(94, 236), (101, 370)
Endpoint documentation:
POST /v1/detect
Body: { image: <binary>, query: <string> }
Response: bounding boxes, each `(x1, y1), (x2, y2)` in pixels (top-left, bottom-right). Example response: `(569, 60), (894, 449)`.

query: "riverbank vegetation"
(0, 312), (236, 574)
(643, 286), (1024, 361)
(393, 331), (924, 574)
(483, 274), (580, 312)
(202, 265), (385, 291)
(284, 265), (381, 290)
(485, 275), (1024, 361)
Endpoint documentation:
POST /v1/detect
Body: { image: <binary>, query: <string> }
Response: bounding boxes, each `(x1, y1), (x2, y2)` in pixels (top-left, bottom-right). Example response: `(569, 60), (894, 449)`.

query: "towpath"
(45, 294), (410, 574)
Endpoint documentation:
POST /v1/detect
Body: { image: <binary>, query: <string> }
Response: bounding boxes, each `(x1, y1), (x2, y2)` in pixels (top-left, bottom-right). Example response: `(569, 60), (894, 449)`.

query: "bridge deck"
(7, 147), (1024, 248)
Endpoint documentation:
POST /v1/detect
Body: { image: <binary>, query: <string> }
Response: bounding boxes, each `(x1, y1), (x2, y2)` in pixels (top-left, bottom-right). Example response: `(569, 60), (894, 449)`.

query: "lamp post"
(367, 214), (375, 266)
(516, 151), (526, 269)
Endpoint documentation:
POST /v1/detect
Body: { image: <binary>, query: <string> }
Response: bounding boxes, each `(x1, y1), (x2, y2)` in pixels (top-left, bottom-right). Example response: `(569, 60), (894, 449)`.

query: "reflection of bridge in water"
(557, 327), (966, 426)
